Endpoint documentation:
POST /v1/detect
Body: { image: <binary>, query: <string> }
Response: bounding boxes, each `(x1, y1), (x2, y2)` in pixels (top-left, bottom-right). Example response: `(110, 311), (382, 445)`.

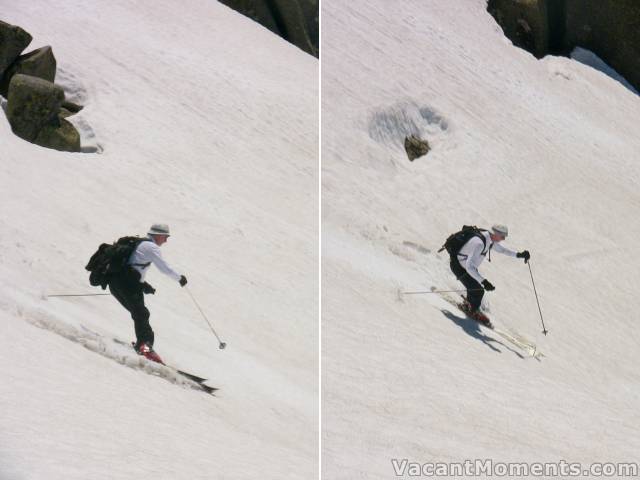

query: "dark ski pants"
(450, 257), (484, 311)
(108, 271), (154, 348)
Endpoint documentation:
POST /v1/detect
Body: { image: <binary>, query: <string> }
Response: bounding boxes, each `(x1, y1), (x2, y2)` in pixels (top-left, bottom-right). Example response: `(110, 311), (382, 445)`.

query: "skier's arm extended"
(493, 242), (518, 257)
(148, 244), (182, 282)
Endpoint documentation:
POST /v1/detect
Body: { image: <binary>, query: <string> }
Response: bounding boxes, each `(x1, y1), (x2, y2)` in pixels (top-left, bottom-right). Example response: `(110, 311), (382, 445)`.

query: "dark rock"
(6, 73), (64, 141)
(564, 0), (640, 94)
(34, 117), (81, 152)
(270, 0), (317, 57)
(404, 135), (430, 161)
(487, 0), (549, 58)
(61, 99), (83, 114)
(0, 20), (32, 80)
(219, 0), (318, 57)
(298, 0), (318, 54)
(487, 0), (640, 93)
(58, 107), (73, 118)
(58, 100), (84, 119)
(0, 46), (57, 97)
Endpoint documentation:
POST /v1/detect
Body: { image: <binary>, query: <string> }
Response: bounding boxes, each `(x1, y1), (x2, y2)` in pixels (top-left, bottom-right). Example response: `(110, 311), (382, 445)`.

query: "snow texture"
(0, 0), (317, 479)
(322, 1), (640, 478)
(570, 47), (639, 96)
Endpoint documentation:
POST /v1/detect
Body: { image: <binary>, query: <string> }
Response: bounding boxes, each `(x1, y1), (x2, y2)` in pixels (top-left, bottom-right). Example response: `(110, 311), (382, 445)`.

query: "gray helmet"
(148, 223), (170, 236)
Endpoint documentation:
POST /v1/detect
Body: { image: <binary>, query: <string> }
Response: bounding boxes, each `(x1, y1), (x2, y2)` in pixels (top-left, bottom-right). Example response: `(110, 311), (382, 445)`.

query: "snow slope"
(0, 1), (317, 478)
(322, 1), (640, 478)
(571, 47), (639, 96)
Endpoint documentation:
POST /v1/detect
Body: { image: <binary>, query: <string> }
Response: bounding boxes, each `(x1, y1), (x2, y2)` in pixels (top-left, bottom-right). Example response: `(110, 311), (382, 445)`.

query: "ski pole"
(402, 288), (484, 295)
(527, 261), (548, 335)
(47, 293), (112, 298)
(185, 286), (227, 350)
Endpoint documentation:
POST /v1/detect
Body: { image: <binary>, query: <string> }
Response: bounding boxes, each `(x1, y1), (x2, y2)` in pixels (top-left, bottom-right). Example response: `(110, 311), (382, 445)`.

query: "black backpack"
(85, 236), (149, 289)
(438, 225), (487, 256)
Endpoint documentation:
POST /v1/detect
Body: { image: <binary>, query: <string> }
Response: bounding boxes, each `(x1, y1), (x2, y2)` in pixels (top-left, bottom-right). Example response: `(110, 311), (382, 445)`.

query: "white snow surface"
(0, 1), (317, 479)
(570, 47), (639, 96)
(322, 1), (640, 478)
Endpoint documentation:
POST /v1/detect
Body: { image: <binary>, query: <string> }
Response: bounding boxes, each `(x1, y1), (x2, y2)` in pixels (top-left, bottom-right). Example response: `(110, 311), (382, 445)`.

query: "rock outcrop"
(487, 0), (640, 92)
(1, 20), (84, 152)
(0, 45), (57, 96)
(487, 0), (550, 58)
(6, 74), (80, 152)
(34, 116), (81, 152)
(564, 0), (640, 93)
(6, 74), (64, 141)
(0, 20), (32, 76)
(219, 0), (318, 57)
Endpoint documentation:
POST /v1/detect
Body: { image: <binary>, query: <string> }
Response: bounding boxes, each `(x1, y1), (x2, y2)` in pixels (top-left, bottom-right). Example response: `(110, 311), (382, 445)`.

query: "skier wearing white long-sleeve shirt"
(108, 224), (187, 355)
(448, 224), (530, 320)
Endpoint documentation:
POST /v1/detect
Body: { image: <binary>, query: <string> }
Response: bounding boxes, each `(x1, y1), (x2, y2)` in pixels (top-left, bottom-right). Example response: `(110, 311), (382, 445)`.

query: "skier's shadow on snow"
(440, 309), (525, 359)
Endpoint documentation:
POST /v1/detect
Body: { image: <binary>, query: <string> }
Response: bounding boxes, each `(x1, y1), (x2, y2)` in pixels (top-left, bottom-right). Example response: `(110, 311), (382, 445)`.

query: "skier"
(449, 224), (529, 324)
(108, 224), (188, 357)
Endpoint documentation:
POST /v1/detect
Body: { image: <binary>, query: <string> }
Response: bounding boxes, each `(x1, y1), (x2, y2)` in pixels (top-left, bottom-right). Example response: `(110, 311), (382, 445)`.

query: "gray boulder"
(34, 116), (81, 152)
(0, 21), (32, 80)
(6, 73), (64, 141)
(0, 46), (57, 96)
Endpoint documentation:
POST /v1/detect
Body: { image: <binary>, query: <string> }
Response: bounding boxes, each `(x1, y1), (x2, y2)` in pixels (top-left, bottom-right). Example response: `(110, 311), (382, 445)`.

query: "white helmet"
(148, 223), (170, 236)
(491, 224), (508, 237)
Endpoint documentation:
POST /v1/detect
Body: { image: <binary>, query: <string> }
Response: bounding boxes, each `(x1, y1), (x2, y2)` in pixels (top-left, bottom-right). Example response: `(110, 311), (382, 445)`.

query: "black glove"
(482, 279), (495, 291)
(142, 282), (156, 295)
(179, 275), (188, 287)
(517, 250), (530, 264)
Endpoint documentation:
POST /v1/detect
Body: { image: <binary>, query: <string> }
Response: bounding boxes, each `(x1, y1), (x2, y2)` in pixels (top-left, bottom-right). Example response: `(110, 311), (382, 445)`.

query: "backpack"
(438, 225), (487, 257)
(85, 236), (150, 289)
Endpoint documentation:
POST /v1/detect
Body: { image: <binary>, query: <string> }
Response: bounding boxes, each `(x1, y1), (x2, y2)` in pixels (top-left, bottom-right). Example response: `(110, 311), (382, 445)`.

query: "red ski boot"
(458, 297), (493, 328)
(135, 342), (165, 365)
(468, 309), (493, 329)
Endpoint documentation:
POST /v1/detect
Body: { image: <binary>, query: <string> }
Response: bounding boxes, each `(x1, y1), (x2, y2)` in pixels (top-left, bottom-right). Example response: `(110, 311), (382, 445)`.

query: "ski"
(80, 325), (218, 394)
(112, 338), (219, 394)
(436, 292), (544, 359)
